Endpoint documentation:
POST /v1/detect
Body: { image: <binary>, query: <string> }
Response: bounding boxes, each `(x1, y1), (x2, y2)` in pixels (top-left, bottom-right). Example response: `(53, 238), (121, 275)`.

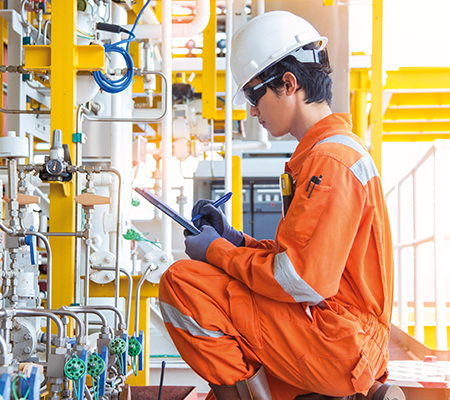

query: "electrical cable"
(157, 361), (166, 400)
(93, 0), (152, 94)
(12, 374), (30, 400)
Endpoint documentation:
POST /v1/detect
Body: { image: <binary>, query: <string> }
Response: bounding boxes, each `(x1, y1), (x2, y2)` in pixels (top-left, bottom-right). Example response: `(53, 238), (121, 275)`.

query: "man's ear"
(282, 72), (299, 96)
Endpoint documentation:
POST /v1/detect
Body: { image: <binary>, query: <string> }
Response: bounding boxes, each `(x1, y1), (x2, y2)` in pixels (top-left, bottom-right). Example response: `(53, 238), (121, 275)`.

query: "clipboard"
(134, 188), (201, 235)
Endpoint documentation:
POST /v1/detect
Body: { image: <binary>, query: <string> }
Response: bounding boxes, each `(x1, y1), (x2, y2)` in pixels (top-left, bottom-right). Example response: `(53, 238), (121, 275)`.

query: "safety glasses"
(243, 73), (284, 107)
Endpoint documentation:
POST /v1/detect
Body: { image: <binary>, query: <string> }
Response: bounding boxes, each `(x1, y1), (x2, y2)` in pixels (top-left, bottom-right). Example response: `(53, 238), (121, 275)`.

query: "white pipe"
(256, 0), (264, 15)
(161, 0), (173, 255)
(224, 0), (234, 219)
(257, 125), (271, 149)
(110, 3), (122, 255)
(124, 0), (209, 39)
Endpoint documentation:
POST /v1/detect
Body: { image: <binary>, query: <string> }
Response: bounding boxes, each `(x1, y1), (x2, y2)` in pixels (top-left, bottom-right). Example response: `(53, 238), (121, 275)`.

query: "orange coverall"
(159, 113), (394, 399)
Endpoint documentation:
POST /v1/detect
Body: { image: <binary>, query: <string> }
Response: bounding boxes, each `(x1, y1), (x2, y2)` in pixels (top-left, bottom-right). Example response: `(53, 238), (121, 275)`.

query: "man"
(159, 10), (405, 400)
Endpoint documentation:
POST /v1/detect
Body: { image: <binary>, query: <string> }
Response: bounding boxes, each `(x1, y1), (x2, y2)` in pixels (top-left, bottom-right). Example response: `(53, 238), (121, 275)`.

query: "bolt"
(23, 347), (31, 354)
(91, 274), (97, 280)
(143, 256), (150, 263)
(90, 255), (97, 262)
(105, 255), (113, 263)
(24, 333), (31, 340)
(160, 255), (168, 263)
(106, 272), (113, 279)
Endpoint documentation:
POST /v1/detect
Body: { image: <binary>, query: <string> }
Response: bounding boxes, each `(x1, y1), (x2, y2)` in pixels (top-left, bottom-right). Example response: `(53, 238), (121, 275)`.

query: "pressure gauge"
(45, 159), (64, 175)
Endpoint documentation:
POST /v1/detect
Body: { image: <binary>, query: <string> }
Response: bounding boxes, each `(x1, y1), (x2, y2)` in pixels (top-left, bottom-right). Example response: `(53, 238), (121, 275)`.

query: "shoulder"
(308, 131), (379, 188)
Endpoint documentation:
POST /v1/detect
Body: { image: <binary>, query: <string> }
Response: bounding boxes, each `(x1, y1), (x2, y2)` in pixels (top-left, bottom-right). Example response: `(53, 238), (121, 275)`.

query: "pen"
(191, 192), (233, 222)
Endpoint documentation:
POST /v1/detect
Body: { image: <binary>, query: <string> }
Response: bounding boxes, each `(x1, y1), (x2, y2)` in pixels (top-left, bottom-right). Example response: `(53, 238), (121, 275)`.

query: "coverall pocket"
(297, 353), (359, 397)
(227, 280), (263, 349)
(350, 353), (375, 394)
(309, 301), (363, 341)
(284, 180), (331, 242)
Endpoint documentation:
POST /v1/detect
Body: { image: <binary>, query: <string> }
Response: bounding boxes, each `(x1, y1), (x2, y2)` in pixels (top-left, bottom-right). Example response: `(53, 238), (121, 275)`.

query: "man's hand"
(185, 225), (221, 262)
(191, 200), (243, 246)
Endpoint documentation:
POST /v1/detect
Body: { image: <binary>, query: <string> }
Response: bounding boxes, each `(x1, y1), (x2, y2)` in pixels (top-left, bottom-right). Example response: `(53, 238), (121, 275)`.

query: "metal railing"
(385, 139), (450, 350)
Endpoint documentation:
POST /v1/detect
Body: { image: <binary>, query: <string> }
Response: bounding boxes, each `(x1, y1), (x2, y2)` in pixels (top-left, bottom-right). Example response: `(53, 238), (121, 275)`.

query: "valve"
(128, 337), (142, 357)
(108, 338), (126, 355)
(64, 355), (87, 380)
(39, 129), (73, 182)
(87, 353), (105, 377)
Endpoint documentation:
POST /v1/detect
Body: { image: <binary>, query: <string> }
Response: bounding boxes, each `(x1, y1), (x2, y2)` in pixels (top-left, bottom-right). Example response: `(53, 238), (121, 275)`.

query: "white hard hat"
(230, 11), (328, 105)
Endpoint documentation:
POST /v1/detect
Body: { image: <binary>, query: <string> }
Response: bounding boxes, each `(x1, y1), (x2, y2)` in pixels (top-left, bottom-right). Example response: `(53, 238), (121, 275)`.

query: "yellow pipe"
(49, 0), (77, 309)
(202, 0), (217, 120)
(369, 0), (383, 174)
(353, 90), (368, 144)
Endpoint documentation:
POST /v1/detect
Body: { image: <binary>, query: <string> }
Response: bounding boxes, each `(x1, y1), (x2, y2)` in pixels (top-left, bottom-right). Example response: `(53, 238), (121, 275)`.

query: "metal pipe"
(84, 385), (93, 400)
(40, 232), (83, 237)
(92, 305), (125, 330)
(102, 168), (122, 329)
(93, 266), (132, 330)
(51, 309), (86, 339)
(14, 309), (64, 340)
(43, 20), (51, 45)
(0, 107), (50, 115)
(0, 222), (13, 235)
(81, 71), (168, 123)
(24, 230), (52, 310)
(66, 306), (109, 329)
(134, 264), (154, 336)
(75, 105), (90, 305)
(84, 242), (90, 329)
(35, 10), (42, 44)
(0, 332), (8, 356)
(14, 309), (64, 363)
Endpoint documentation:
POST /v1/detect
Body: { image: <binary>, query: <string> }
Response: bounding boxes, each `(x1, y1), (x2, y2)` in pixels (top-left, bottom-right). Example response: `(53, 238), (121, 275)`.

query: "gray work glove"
(192, 200), (244, 246)
(184, 225), (221, 263)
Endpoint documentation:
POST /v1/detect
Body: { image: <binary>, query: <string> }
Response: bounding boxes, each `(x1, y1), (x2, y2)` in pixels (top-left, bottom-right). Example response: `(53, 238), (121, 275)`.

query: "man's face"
(245, 76), (293, 139)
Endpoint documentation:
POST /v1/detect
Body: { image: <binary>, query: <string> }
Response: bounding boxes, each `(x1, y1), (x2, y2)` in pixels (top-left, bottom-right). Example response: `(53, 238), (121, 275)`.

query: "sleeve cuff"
(206, 237), (237, 267)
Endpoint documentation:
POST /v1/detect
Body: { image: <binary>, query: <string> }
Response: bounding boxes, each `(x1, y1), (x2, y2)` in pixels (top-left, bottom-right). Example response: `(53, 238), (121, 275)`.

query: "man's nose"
(250, 105), (259, 117)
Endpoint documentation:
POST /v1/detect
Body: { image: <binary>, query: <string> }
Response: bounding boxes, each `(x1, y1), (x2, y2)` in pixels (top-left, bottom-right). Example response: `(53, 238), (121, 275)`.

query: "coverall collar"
(285, 113), (353, 181)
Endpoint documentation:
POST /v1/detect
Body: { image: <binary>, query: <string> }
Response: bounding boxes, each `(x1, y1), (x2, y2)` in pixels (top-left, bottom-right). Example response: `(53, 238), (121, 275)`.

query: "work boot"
(294, 382), (405, 400)
(209, 366), (273, 400)
(344, 382), (405, 400)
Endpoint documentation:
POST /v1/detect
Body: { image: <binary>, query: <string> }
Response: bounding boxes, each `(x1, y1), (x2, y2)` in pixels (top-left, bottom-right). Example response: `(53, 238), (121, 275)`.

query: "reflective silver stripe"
(316, 135), (379, 186)
(160, 301), (225, 338)
(274, 252), (324, 305)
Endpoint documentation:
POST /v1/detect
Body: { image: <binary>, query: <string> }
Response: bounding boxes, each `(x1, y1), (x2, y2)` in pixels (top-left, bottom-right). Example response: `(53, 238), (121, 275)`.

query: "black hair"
(257, 44), (333, 106)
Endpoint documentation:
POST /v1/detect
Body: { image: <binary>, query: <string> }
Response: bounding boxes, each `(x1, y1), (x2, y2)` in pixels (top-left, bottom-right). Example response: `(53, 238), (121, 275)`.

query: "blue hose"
(93, 0), (153, 94)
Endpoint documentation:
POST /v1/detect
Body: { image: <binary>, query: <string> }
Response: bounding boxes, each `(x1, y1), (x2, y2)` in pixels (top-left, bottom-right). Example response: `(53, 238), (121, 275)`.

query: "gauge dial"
(45, 159), (64, 175)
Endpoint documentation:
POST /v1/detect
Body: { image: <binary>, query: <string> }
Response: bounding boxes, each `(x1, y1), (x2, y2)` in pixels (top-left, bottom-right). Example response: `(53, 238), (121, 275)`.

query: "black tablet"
(134, 188), (201, 235)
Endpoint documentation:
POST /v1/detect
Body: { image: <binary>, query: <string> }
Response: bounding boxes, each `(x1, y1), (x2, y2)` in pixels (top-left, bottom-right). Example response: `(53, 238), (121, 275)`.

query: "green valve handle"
(123, 229), (136, 241)
(108, 338), (127, 355)
(64, 355), (87, 380)
(87, 353), (105, 377)
(128, 337), (142, 357)
(131, 198), (140, 207)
